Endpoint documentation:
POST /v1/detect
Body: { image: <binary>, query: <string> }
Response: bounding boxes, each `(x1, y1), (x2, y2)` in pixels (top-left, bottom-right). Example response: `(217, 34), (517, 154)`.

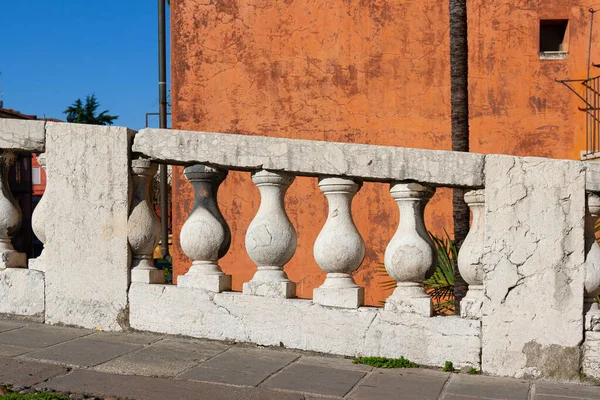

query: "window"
(32, 167), (41, 185)
(540, 20), (569, 59)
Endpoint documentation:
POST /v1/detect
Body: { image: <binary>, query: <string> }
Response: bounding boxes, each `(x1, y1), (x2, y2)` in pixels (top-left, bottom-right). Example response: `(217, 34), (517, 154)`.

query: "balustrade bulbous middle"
(585, 192), (600, 331)
(0, 151), (26, 269)
(177, 164), (232, 292)
(384, 182), (436, 317)
(243, 170), (297, 298)
(313, 177), (365, 308)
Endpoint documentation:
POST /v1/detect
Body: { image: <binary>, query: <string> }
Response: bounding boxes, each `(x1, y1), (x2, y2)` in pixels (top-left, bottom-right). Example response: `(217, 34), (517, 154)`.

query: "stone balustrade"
(3, 119), (600, 381)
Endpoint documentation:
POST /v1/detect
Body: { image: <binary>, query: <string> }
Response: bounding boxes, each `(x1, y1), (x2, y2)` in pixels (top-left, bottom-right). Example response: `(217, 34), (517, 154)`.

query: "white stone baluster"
(0, 151), (26, 269)
(384, 182), (436, 317)
(313, 177), (365, 308)
(585, 193), (600, 331)
(128, 159), (164, 284)
(177, 164), (231, 292)
(243, 170), (296, 298)
(457, 189), (485, 319)
(29, 153), (48, 272)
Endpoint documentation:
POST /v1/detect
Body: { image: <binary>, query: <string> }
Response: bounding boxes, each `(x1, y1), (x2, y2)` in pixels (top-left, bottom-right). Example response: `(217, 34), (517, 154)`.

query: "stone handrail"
(2, 119), (600, 380)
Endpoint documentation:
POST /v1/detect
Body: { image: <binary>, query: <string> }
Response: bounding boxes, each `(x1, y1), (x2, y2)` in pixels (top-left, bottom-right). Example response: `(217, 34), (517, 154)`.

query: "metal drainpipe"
(158, 0), (170, 263)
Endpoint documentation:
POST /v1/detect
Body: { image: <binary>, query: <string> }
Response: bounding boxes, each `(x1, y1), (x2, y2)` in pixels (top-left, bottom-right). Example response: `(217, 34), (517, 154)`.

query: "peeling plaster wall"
(481, 155), (586, 380)
(170, 0), (598, 305)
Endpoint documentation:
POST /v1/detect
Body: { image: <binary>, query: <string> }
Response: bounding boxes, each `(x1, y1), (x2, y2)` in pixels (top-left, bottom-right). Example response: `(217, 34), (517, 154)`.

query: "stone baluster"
(177, 164), (232, 292)
(0, 151), (26, 269)
(457, 189), (485, 319)
(384, 182), (436, 316)
(313, 177), (365, 308)
(243, 170), (297, 298)
(585, 192), (600, 331)
(128, 159), (164, 284)
(29, 153), (48, 272)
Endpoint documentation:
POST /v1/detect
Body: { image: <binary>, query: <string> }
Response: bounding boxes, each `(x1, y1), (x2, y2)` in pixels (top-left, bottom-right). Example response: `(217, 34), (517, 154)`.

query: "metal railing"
(558, 76), (600, 156)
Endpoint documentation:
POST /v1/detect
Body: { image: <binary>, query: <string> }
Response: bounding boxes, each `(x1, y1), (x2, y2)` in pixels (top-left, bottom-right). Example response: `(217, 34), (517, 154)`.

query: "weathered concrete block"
(582, 331), (600, 379)
(0, 268), (44, 319)
(133, 128), (485, 188)
(481, 155), (586, 380)
(0, 119), (45, 152)
(129, 284), (481, 369)
(43, 122), (132, 331)
(585, 161), (600, 193)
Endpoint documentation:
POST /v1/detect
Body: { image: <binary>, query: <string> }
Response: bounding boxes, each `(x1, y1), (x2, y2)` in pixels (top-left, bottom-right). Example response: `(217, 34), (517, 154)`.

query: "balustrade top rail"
(0, 119), (45, 152)
(133, 128), (485, 188)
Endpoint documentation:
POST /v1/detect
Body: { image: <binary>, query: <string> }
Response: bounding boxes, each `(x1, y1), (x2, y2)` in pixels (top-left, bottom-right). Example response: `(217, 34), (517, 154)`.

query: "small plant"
(353, 356), (418, 368)
(468, 367), (481, 375)
(378, 231), (456, 315)
(442, 361), (455, 372)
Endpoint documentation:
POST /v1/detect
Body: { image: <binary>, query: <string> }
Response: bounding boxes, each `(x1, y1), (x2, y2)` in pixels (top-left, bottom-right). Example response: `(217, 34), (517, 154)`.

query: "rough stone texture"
(0, 119), (45, 152)
(583, 331), (600, 379)
(43, 122), (132, 331)
(585, 161), (600, 193)
(130, 284), (481, 369)
(133, 128), (485, 188)
(0, 269), (44, 319)
(481, 155), (586, 380)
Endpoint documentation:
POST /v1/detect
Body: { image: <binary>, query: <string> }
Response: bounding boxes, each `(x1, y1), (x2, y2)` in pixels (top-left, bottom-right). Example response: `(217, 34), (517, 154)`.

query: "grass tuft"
(353, 356), (418, 368)
(442, 361), (455, 372)
(468, 367), (481, 375)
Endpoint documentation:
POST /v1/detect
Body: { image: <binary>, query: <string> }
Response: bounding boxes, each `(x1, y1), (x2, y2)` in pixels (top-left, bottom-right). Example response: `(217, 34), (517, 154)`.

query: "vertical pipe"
(158, 0), (170, 261)
(587, 81), (591, 154)
(589, 9), (595, 81)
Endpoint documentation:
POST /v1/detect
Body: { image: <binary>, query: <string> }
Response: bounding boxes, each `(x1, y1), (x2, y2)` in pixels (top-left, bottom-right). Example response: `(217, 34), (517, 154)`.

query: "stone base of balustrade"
(313, 286), (364, 309)
(0, 268), (44, 320)
(177, 273), (232, 293)
(384, 295), (433, 317)
(132, 268), (165, 284)
(583, 331), (600, 379)
(585, 303), (600, 332)
(242, 280), (296, 298)
(129, 283), (481, 369)
(28, 257), (46, 273)
(0, 250), (27, 269)
(460, 287), (484, 319)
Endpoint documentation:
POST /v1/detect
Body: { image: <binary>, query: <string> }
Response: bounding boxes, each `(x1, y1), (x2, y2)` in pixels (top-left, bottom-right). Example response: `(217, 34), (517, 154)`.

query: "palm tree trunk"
(450, 0), (470, 314)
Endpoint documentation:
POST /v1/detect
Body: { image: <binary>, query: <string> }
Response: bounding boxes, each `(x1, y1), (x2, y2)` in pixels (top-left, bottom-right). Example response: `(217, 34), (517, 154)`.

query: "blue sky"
(0, 1), (170, 130)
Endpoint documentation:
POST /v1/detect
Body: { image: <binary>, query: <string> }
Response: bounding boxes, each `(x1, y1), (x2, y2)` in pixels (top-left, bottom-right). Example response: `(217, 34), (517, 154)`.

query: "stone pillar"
(0, 151), (26, 269)
(313, 177), (365, 308)
(29, 153), (48, 272)
(177, 164), (232, 292)
(384, 182), (435, 317)
(243, 170), (297, 298)
(457, 189), (485, 319)
(584, 192), (600, 332)
(128, 159), (164, 284)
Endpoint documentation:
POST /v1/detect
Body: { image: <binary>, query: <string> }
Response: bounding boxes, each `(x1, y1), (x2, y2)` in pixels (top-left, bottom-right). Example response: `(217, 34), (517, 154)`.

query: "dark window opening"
(540, 19), (568, 53)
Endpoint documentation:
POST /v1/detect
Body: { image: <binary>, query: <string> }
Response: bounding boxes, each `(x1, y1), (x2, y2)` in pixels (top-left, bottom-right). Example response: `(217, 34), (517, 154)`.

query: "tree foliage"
(64, 94), (118, 126)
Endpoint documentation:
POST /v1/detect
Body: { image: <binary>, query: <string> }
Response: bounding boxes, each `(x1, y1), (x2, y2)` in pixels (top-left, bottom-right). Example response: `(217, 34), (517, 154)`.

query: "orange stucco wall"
(170, 0), (599, 305)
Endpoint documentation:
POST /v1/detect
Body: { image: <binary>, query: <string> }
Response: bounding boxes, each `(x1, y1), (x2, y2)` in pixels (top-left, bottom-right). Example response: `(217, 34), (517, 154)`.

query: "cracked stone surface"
(0, 119), (45, 152)
(43, 122), (133, 331)
(133, 128), (485, 188)
(481, 155), (586, 380)
(129, 283), (481, 369)
(0, 269), (44, 319)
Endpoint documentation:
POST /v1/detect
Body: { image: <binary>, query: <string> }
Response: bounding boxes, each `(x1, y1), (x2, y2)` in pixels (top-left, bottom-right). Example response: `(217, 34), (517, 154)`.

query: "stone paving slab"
(95, 338), (228, 377)
(0, 320), (30, 333)
(0, 356), (68, 387)
(347, 369), (450, 400)
(22, 337), (143, 367)
(0, 324), (92, 348)
(0, 343), (36, 357)
(263, 362), (367, 397)
(534, 382), (600, 399)
(87, 331), (165, 345)
(40, 369), (305, 400)
(180, 347), (299, 387)
(444, 373), (531, 400)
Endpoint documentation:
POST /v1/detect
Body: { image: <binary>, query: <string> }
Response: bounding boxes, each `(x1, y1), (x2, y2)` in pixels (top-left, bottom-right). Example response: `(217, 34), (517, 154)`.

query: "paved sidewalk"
(0, 320), (598, 400)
